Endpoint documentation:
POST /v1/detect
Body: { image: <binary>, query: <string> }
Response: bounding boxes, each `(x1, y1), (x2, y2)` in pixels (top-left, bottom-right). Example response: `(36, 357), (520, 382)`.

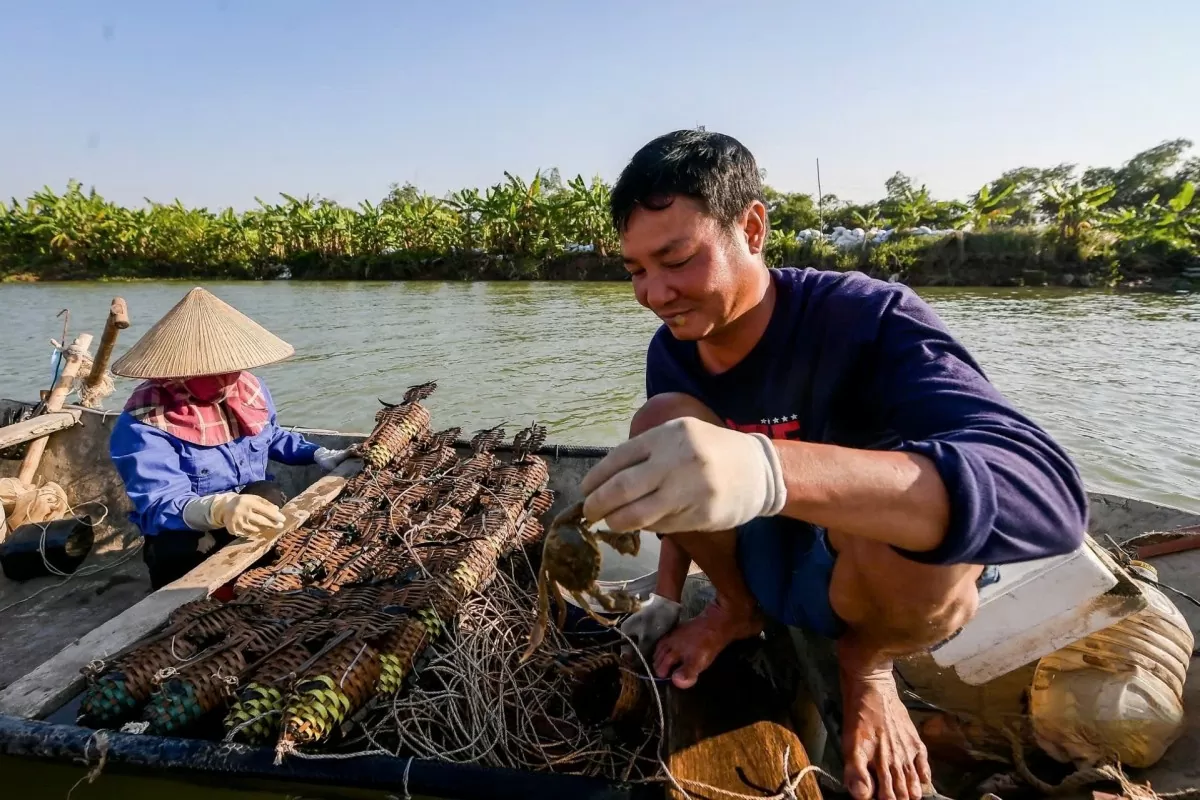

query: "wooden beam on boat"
(665, 621), (823, 800)
(0, 457), (362, 720)
(0, 410), (80, 452)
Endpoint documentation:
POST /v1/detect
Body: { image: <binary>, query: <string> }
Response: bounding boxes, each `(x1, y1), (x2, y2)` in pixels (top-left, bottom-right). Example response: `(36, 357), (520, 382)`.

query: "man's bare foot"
(651, 594), (763, 689)
(839, 655), (932, 800)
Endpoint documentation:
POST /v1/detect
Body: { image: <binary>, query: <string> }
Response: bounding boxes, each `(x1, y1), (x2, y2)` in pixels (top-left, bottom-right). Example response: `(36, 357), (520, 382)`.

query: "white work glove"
(313, 447), (352, 472)
(580, 417), (787, 534)
(619, 593), (683, 660)
(183, 493), (285, 539)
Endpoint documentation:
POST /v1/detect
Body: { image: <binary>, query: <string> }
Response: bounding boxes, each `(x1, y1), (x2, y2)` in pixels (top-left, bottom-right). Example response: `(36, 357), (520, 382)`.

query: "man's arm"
(773, 441), (950, 553)
(779, 285), (1087, 564)
(267, 423), (321, 465)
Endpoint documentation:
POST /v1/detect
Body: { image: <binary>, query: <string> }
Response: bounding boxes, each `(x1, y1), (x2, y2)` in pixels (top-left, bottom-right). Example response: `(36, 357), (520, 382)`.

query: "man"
(109, 287), (352, 589)
(579, 130), (1088, 800)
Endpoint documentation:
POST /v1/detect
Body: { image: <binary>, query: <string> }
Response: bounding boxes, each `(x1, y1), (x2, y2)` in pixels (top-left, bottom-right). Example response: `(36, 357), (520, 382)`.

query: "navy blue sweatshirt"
(645, 267), (1088, 566)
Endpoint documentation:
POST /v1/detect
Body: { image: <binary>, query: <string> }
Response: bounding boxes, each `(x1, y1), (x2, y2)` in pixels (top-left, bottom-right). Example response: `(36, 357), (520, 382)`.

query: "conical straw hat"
(111, 287), (295, 379)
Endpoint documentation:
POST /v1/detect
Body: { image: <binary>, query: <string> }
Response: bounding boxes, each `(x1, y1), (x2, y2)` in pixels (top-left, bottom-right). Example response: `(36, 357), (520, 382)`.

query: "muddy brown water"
(1, 279), (1198, 797)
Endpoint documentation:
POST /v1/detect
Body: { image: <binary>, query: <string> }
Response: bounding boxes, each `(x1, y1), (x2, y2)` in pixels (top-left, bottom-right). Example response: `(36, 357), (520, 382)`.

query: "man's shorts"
(735, 516), (1000, 641)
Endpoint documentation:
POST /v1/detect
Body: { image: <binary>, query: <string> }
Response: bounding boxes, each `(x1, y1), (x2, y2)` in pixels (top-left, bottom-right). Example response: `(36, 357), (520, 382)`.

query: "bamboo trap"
(74, 384), (653, 774)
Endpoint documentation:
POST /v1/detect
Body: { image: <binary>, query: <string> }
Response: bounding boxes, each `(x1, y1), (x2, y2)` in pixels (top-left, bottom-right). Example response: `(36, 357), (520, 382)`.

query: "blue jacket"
(109, 382), (319, 536)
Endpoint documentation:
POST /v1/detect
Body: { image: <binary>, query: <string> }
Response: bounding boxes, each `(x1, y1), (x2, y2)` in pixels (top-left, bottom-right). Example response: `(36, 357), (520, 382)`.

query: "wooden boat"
(0, 397), (1197, 799)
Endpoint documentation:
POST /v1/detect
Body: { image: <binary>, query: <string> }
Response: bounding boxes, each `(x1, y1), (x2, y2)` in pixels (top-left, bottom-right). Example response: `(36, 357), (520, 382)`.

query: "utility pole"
(816, 158), (824, 231)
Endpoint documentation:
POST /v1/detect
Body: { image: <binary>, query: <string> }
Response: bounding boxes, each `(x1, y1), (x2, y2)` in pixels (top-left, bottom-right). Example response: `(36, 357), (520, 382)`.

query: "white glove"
(314, 447), (352, 472)
(620, 593), (683, 660)
(580, 416), (787, 534)
(183, 493), (285, 539)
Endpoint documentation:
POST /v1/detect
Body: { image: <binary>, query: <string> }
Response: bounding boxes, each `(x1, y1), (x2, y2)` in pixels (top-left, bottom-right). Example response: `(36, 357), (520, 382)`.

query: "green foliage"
(964, 182), (1017, 232)
(763, 186), (820, 232)
(0, 171), (621, 281)
(2, 140), (1198, 287)
(1043, 181), (1118, 241)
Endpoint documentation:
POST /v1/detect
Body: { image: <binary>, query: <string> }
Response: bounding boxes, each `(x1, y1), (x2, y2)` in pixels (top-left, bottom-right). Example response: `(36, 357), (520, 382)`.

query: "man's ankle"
(712, 590), (760, 619)
(837, 634), (895, 679)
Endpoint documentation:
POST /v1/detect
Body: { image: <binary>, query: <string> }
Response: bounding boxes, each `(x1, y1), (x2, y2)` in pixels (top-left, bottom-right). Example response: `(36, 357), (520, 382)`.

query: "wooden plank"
(18, 333), (93, 484)
(665, 626), (823, 800)
(0, 458), (361, 720)
(0, 410), (80, 451)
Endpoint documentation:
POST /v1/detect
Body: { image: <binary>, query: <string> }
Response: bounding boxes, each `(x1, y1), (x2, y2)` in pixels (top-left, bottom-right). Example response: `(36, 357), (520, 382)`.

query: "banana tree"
(1043, 182), (1117, 241)
(965, 182), (1017, 232)
(889, 185), (939, 232)
(558, 174), (616, 256)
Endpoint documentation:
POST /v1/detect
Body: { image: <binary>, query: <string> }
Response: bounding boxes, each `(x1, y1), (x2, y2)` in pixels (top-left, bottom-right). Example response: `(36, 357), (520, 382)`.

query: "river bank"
(5, 158), (1198, 291)
(6, 229), (1200, 293)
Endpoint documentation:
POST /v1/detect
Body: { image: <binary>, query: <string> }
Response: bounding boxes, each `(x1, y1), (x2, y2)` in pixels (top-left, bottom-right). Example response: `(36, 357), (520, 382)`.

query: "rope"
(670, 750), (839, 800)
(223, 709), (282, 743)
(361, 563), (661, 781)
(66, 729), (109, 800)
(0, 498), (145, 616)
(48, 337), (116, 410)
(1000, 720), (1200, 799)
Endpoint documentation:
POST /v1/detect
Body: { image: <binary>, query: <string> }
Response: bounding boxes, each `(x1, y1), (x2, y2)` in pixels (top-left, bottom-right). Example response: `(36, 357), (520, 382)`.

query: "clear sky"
(3, 0), (1198, 210)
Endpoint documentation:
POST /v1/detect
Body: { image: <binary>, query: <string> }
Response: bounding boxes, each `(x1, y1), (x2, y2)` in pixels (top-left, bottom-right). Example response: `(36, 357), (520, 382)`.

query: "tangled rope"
(365, 561), (662, 781)
(0, 497), (144, 615)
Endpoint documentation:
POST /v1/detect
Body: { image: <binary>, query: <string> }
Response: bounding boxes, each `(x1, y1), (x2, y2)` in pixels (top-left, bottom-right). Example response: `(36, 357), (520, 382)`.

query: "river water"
(3, 279), (1197, 514)
(1, 278), (1199, 796)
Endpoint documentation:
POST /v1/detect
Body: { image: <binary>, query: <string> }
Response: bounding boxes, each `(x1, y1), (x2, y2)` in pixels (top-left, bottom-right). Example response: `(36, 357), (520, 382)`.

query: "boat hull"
(0, 714), (653, 800)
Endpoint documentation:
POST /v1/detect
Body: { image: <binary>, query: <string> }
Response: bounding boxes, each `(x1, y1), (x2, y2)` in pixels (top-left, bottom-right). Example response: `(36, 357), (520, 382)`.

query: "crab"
(519, 500), (643, 662)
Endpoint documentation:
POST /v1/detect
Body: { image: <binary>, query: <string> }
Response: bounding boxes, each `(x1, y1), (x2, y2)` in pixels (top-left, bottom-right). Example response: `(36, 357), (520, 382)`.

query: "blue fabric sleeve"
(645, 327), (680, 399)
(260, 382), (319, 465)
(862, 286), (1089, 566)
(267, 425), (320, 465)
(109, 413), (199, 535)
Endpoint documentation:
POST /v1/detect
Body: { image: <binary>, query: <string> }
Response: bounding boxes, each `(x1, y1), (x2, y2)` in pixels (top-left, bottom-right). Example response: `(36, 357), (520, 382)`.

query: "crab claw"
(520, 565), (554, 663)
(519, 619), (547, 663)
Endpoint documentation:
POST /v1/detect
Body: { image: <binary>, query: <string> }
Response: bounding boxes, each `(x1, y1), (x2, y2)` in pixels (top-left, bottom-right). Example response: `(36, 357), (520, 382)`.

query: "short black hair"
(610, 129), (765, 233)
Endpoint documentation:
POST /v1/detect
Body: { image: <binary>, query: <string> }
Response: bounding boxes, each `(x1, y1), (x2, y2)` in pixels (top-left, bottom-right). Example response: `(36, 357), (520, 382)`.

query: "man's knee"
(900, 582), (980, 644)
(630, 392), (724, 437)
(830, 538), (982, 648)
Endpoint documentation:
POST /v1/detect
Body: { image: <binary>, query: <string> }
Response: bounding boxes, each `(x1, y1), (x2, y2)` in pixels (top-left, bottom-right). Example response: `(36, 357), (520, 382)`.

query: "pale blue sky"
(3, 0), (1198, 210)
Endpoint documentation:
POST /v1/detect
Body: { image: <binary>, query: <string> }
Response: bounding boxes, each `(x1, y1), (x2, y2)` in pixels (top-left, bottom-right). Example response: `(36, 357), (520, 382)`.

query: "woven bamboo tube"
(279, 637), (382, 749)
(224, 641), (315, 744)
(143, 647), (250, 735)
(78, 636), (200, 726)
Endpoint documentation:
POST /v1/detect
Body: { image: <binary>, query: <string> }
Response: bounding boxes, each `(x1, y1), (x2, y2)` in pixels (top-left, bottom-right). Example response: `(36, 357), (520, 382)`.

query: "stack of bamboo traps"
(75, 381), (661, 780)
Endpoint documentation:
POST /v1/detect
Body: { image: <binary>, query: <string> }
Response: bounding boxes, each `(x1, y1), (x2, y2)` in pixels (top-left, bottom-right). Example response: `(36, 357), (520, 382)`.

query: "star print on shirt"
(727, 415), (803, 440)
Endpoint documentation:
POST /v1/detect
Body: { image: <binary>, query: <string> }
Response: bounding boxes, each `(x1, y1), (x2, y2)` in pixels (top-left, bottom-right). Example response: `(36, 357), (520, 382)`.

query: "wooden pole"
(81, 297), (129, 407)
(17, 333), (94, 485)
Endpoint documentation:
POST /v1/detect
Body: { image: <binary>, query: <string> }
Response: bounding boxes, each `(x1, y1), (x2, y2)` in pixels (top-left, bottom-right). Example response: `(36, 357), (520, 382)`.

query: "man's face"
(620, 195), (756, 341)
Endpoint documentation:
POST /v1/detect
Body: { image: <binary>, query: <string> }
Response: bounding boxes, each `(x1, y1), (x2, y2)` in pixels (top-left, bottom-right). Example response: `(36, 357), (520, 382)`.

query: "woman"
(109, 287), (352, 589)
